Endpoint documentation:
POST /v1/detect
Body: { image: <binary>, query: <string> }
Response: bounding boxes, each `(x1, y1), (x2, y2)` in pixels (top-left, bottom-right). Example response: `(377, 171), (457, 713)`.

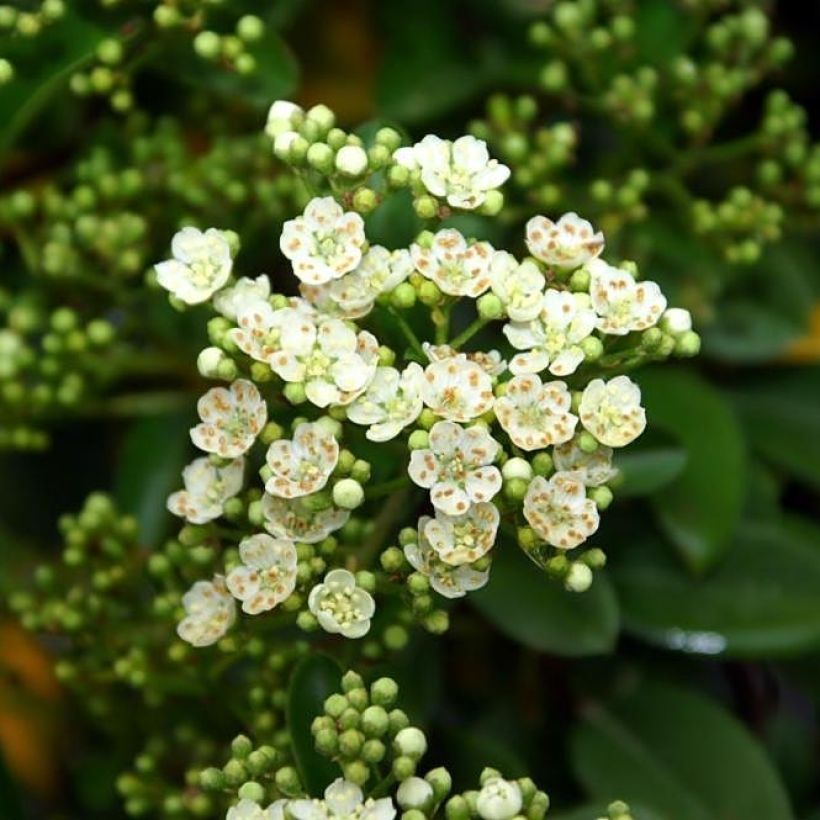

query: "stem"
(367, 476), (411, 499)
(385, 306), (426, 359)
(356, 486), (412, 568)
(434, 302), (452, 345)
(672, 134), (764, 175)
(449, 316), (489, 349)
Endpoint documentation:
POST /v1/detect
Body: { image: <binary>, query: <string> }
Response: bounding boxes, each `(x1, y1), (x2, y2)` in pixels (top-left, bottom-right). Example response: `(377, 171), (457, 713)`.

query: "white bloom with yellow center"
(225, 534), (298, 615)
(504, 289), (597, 376)
(280, 197), (366, 286)
(393, 134), (510, 210)
(408, 421), (501, 514)
(213, 275), (271, 320)
(261, 493), (350, 544)
(289, 778), (395, 820)
(347, 363), (424, 442)
(411, 229), (494, 297)
(476, 777), (523, 820)
(579, 375), (646, 447)
(553, 438), (618, 486)
(588, 259), (667, 335)
(494, 374), (577, 451)
(525, 212), (604, 269)
(404, 520), (489, 599)
(230, 301), (316, 365)
(423, 502), (499, 566)
(423, 343), (507, 377)
(190, 379), (267, 458)
(489, 251), (545, 321)
(308, 570), (375, 639)
(523, 471), (600, 549)
(177, 575), (236, 647)
(421, 354), (494, 422)
(155, 227), (233, 304)
(167, 457), (244, 524)
(265, 422), (339, 498)
(269, 316), (379, 407)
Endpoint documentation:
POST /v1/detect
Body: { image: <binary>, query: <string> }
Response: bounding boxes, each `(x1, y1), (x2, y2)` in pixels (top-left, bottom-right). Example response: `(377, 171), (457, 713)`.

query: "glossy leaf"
(614, 446), (688, 498)
(571, 680), (793, 820)
(471, 541), (619, 657)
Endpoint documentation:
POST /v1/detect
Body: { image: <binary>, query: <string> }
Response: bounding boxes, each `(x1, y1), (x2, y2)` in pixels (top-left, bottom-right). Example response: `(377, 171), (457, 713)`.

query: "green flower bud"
(387, 164), (410, 187)
(565, 562), (593, 593)
(376, 127), (402, 151)
(371, 677), (399, 708)
(391, 282), (417, 309)
(426, 767), (453, 800)
(343, 760), (370, 786)
(477, 293), (504, 320)
(408, 429), (429, 450)
(306, 104), (336, 134)
(424, 610), (449, 634)
(283, 383), (307, 404)
(392, 755), (416, 780)
(274, 766), (302, 796)
(333, 478), (365, 510)
(384, 624), (409, 650)
(502, 457), (532, 481)
(580, 336), (604, 361)
(589, 485), (613, 510)
(380, 546), (405, 572)
(238, 781), (266, 803)
(407, 572), (429, 595)
(222, 759), (246, 786)
(446, 795), (470, 820)
(350, 459), (371, 483)
(336, 145), (369, 177)
(352, 187), (379, 213)
(394, 726), (427, 759)
(675, 330), (701, 357)
(417, 280), (442, 306)
(478, 190), (504, 216)
(577, 431), (599, 453)
(503, 477), (529, 502)
(413, 196), (438, 219)
(361, 738), (386, 763)
(199, 767), (225, 791)
(339, 728), (365, 757)
(194, 31), (221, 60)
(398, 777), (435, 810)
(237, 15), (264, 42)
(324, 692), (349, 718)
(231, 735), (253, 759)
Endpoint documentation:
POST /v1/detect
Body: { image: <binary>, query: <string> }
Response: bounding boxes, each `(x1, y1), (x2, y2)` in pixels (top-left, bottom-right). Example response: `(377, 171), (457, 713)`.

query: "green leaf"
(612, 517), (820, 657)
(637, 368), (746, 572)
(702, 302), (803, 363)
(571, 680), (794, 820)
(114, 412), (193, 547)
(729, 367), (820, 490)
(0, 750), (23, 820)
(471, 541), (619, 656)
(287, 653), (342, 796)
(614, 446), (687, 498)
(634, 0), (697, 64)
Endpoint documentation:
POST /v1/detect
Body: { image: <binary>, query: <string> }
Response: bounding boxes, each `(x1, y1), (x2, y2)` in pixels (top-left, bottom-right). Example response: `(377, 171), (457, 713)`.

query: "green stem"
(672, 134), (764, 175)
(449, 316), (489, 349)
(385, 306), (425, 359)
(434, 302), (453, 345)
(367, 476), (411, 499)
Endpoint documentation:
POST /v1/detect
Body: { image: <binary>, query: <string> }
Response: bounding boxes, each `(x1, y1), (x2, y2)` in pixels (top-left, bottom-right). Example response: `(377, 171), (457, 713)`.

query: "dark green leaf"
(634, 0), (697, 64)
(637, 369), (746, 572)
(702, 302), (802, 363)
(614, 446), (687, 498)
(612, 517), (820, 657)
(287, 653), (342, 796)
(571, 680), (793, 820)
(471, 541), (619, 656)
(0, 750), (23, 820)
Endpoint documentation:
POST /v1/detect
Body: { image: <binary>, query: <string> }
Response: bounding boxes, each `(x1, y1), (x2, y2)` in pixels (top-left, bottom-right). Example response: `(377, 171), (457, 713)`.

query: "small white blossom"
(504, 289), (597, 376)
(476, 777), (523, 820)
(588, 259), (666, 335)
(280, 197), (366, 286)
(404, 519), (489, 598)
(190, 379), (267, 458)
(523, 472), (600, 549)
(661, 306), (693, 334)
(262, 493), (350, 544)
(494, 374), (577, 451)
(177, 575), (236, 647)
(423, 343), (507, 377)
(213, 275), (271, 320)
(553, 438), (618, 486)
(225, 534), (298, 615)
(411, 229), (494, 297)
(335, 144), (369, 177)
(347, 363), (424, 441)
(289, 779), (395, 820)
(308, 569), (375, 639)
(301, 246), (413, 319)
(269, 315), (379, 407)
(424, 502), (499, 566)
(155, 227), (233, 304)
(421, 355), (494, 422)
(408, 421), (501, 514)
(393, 134), (510, 210)
(265, 99), (303, 137)
(526, 212), (604, 269)
(229, 300), (317, 365)
(227, 800), (287, 820)
(579, 376), (646, 447)
(265, 422), (339, 498)
(167, 457), (244, 524)
(489, 251), (545, 321)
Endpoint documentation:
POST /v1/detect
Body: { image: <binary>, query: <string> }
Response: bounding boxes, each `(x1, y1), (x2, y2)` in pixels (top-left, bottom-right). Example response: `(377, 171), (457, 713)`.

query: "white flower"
(579, 375), (646, 447)
(523, 472), (600, 549)
(213, 275), (271, 320)
(167, 457), (244, 524)
(262, 493), (350, 544)
(269, 315), (379, 407)
(280, 197), (366, 286)
(155, 227), (233, 304)
(190, 379), (267, 458)
(489, 251), (545, 321)
(347, 363), (424, 441)
(301, 246), (413, 319)
(266, 99), (303, 137)
(289, 779), (395, 820)
(265, 422), (339, 498)
(661, 306), (693, 334)
(553, 439), (618, 486)
(525, 212), (604, 269)
(411, 229), (494, 297)
(229, 300), (317, 365)
(504, 289), (597, 376)
(588, 259), (666, 335)
(308, 569), (375, 639)
(424, 502), (499, 566)
(404, 520), (489, 598)
(494, 374), (577, 451)
(225, 534), (298, 614)
(476, 777), (523, 820)
(177, 575), (236, 647)
(423, 343), (507, 377)
(408, 421), (501, 514)
(393, 134), (509, 210)
(421, 355), (494, 422)
(227, 799), (285, 820)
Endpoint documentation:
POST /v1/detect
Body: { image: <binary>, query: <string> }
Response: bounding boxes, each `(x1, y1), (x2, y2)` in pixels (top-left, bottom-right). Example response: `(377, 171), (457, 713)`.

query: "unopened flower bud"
(336, 145), (369, 177)
(394, 726), (427, 759)
(397, 777), (434, 810)
(502, 457), (532, 481)
(565, 562), (593, 593)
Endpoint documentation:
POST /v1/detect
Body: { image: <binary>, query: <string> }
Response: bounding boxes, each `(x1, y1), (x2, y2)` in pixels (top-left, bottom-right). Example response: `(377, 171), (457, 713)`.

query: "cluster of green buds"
(0, 0), (66, 85)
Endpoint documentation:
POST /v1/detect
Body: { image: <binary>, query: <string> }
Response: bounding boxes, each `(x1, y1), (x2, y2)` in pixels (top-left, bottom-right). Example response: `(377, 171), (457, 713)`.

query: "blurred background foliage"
(1, 0), (819, 818)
